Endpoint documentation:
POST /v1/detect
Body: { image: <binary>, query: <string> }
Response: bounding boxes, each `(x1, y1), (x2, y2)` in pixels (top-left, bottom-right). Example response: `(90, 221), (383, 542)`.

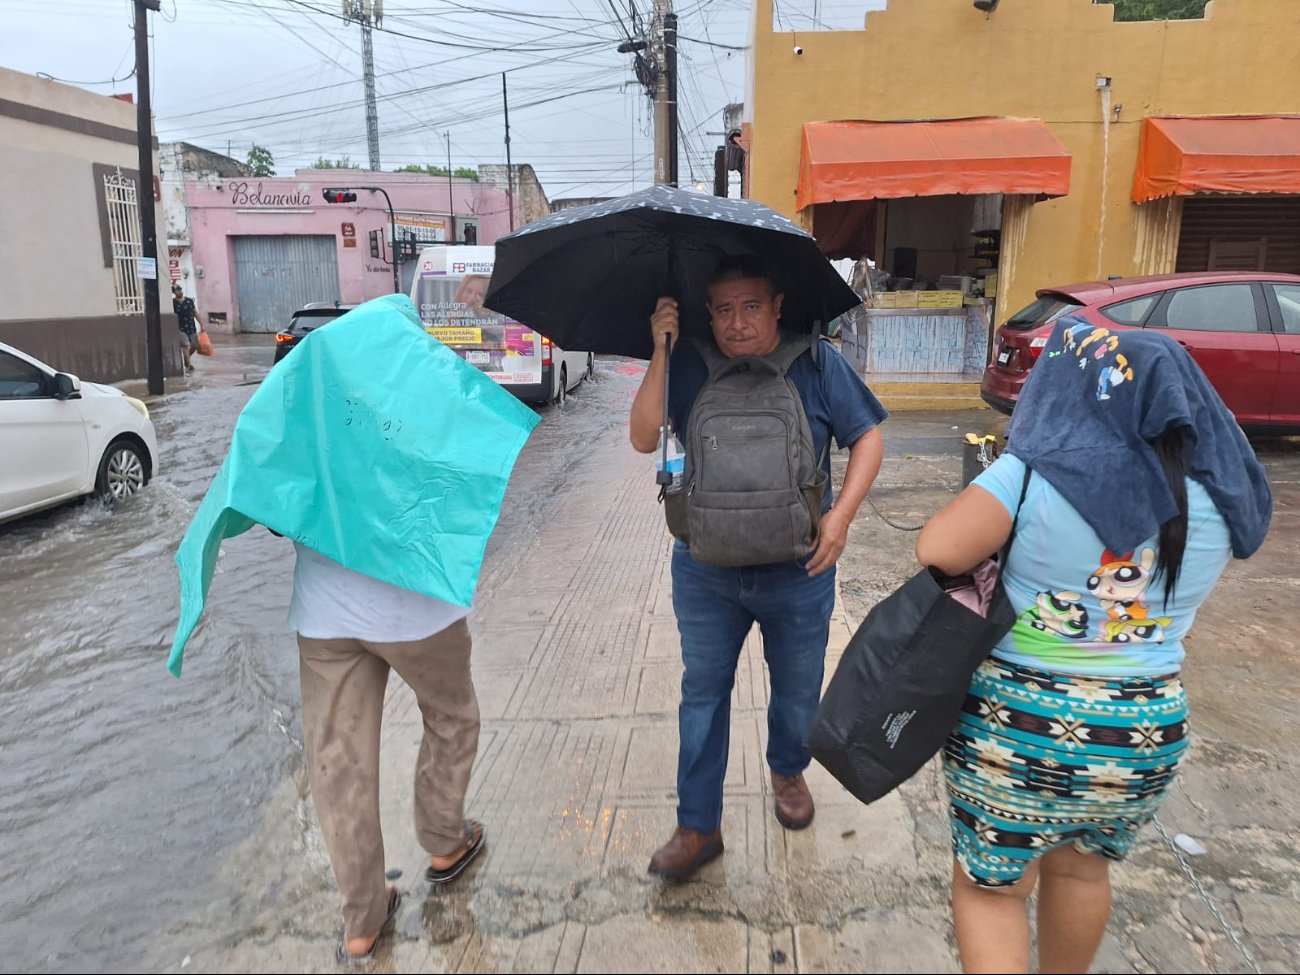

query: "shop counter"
(840, 304), (992, 378)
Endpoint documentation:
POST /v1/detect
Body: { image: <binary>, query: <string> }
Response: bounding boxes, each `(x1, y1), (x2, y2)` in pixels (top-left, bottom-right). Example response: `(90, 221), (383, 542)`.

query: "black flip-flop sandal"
(425, 819), (485, 885)
(335, 888), (401, 967)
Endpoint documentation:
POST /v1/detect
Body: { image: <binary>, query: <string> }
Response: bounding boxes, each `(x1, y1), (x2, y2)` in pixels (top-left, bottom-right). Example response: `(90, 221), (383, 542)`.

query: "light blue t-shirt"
(974, 454), (1232, 678)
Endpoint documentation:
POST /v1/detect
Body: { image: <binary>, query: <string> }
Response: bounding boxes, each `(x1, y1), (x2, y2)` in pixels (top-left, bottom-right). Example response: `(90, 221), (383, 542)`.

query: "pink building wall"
(183, 169), (520, 332)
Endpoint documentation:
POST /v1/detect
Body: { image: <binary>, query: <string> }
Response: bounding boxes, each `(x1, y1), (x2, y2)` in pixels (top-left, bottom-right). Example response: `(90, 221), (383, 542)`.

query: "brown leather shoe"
(771, 771), (815, 830)
(647, 826), (724, 881)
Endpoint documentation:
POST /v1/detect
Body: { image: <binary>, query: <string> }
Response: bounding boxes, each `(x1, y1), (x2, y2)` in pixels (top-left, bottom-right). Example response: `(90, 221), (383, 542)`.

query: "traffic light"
(394, 235), (420, 261)
(369, 229), (381, 259)
(322, 188), (357, 203)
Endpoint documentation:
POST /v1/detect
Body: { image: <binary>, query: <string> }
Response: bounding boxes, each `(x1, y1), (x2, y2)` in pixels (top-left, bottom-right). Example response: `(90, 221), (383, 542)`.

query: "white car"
(0, 342), (159, 524)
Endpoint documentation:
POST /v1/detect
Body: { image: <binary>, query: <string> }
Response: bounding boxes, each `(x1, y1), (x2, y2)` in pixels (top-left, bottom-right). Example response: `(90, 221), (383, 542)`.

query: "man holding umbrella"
(630, 255), (887, 880)
(483, 186), (888, 880)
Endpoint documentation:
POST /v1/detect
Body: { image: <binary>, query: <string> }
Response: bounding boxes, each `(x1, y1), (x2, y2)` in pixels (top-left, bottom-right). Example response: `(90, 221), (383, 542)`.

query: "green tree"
(1111, 0), (1206, 21)
(313, 155), (360, 169)
(392, 163), (479, 181)
(246, 144), (275, 177)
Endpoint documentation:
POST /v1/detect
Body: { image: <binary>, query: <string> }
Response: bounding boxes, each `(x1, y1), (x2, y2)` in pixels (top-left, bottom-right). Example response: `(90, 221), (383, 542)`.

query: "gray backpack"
(664, 336), (827, 567)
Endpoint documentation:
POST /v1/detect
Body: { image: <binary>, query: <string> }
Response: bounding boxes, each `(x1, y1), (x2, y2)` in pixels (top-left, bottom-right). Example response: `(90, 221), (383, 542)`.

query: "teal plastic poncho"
(168, 294), (539, 676)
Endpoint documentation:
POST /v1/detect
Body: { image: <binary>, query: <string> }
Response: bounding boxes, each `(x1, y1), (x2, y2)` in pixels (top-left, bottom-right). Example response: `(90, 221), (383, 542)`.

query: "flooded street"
(0, 336), (640, 972)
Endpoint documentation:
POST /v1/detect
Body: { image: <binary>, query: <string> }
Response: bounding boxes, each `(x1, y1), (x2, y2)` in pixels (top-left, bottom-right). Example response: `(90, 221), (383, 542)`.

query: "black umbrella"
(483, 184), (861, 360)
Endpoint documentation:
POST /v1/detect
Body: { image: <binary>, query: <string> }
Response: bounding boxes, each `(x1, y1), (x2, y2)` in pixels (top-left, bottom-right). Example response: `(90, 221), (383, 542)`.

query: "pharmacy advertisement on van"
(412, 246), (541, 387)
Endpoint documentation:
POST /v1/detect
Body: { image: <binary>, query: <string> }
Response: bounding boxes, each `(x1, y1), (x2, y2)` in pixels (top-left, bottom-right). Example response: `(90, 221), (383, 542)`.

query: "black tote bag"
(806, 468), (1030, 806)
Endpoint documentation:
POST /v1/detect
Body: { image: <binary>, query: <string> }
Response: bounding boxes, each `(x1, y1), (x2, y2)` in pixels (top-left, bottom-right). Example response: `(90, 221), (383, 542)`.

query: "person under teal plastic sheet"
(168, 294), (538, 962)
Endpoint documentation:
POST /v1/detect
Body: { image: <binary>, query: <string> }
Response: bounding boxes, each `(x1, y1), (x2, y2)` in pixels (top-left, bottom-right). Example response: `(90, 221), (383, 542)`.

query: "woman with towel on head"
(915, 318), (1272, 974)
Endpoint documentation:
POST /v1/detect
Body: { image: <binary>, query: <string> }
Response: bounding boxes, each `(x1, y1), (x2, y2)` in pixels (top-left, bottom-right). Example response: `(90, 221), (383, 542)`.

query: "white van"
(411, 245), (593, 405)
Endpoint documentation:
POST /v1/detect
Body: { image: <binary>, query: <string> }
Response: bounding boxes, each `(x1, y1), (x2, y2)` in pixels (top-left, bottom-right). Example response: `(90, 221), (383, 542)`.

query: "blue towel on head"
(1005, 317), (1271, 559)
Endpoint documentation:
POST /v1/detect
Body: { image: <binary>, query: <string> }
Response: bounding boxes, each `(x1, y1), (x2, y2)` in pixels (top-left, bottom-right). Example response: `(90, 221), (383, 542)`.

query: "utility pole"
(502, 73), (515, 232)
(652, 0), (678, 187)
(134, 0), (163, 396)
(445, 132), (455, 242)
(344, 0), (382, 171)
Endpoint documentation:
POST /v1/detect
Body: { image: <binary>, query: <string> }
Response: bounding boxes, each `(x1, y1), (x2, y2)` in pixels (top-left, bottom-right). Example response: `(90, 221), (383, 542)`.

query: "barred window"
(103, 171), (144, 315)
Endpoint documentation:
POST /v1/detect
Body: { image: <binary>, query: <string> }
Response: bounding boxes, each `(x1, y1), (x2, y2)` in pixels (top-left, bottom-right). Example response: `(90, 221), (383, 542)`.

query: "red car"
(982, 271), (1300, 433)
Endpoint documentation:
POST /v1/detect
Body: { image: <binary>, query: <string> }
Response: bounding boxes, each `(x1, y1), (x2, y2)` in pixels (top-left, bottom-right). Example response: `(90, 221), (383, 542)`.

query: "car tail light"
(275, 332), (294, 344)
(541, 336), (553, 366)
(1028, 335), (1049, 360)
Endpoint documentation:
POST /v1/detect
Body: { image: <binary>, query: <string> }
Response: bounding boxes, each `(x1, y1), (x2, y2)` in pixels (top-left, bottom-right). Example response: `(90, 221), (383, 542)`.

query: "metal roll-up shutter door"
(232, 235), (341, 332)
(1176, 196), (1300, 275)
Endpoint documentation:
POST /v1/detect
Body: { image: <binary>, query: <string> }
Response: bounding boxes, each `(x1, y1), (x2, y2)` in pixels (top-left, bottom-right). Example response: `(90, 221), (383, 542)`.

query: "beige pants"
(297, 618), (479, 939)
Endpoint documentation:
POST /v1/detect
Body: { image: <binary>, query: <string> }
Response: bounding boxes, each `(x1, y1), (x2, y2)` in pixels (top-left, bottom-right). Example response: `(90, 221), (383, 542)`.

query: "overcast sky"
(7, 1), (881, 200)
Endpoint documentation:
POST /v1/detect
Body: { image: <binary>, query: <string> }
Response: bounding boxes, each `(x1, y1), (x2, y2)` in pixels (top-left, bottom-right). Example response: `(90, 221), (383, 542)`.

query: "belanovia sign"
(228, 181), (314, 207)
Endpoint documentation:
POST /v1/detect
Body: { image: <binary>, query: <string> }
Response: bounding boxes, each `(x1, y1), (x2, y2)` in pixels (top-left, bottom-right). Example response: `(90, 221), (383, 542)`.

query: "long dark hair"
(1153, 428), (1190, 606)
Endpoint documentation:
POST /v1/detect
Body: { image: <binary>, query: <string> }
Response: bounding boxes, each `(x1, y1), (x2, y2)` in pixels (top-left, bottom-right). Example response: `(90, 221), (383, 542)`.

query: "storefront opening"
(1176, 196), (1300, 275)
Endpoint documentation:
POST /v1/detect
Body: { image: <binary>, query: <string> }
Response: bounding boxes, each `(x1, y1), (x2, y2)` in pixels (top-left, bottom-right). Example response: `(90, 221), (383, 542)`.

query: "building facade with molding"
(179, 165), (547, 334)
(1, 68), (179, 381)
(743, 0), (1300, 376)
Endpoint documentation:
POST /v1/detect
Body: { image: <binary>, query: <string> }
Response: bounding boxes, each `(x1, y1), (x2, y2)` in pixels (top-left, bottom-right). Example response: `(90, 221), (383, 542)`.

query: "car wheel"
(95, 439), (148, 503)
(585, 354), (595, 380)
(553, 365), (568, 406)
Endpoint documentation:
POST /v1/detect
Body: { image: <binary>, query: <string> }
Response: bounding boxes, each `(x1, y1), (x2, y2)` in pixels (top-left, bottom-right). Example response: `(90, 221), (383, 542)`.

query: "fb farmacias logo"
(452, 263), (467, 273)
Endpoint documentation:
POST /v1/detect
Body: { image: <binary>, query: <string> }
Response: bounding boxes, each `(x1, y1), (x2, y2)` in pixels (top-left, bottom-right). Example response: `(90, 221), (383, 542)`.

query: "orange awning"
(1132, 115), (1300, 203)
(796, 118), (1071, 211)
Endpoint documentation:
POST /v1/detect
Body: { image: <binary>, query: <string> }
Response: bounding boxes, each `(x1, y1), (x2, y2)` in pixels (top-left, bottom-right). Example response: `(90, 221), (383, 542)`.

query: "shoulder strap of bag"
(767, 334), (814, 376)
(809, 333), (826, 371)
(996, 464), (1033, 579)
(690, 336), (729, 379)
(691, 335), (813, 381)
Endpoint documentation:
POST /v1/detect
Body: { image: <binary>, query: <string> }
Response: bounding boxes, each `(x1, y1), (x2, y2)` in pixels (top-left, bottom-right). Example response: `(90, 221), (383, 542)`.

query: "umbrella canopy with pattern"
(484, 184), (861, 360)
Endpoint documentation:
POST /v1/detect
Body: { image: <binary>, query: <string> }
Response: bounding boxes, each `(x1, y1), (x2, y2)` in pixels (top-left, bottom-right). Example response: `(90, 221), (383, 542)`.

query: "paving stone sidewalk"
(177, 409), (1300, 974)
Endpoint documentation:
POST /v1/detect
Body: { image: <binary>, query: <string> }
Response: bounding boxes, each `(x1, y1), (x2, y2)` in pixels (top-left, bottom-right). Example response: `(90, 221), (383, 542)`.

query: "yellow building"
(743, 0), (1300, 379)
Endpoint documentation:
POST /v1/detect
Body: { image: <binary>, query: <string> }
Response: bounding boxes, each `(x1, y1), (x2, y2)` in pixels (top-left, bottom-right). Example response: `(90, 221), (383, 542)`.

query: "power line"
(140, 0), (745, 200)
(155, 21), (615, 124)
(160, 56), (621, 136)
(603, 0), (633, 41)
(204, 0), (615, 53)
(678, 34), (746, 51)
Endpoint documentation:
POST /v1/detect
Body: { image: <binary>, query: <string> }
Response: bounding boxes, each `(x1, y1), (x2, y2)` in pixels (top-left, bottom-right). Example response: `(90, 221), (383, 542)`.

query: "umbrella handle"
(657, 237), (677, 486)
(657, 332), (673, 486)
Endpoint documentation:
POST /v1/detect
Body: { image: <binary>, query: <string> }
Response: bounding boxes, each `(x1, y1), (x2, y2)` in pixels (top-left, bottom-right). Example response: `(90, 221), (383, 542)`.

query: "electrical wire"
(678, 34), (746, 51)
(161, 60), (622, 137)
(203, 0), (614, 53)
(81, 0), (749, 202)
(36, 67), (136, 86)
(36, 31), (136, 87)
(155, 14), (616, 124)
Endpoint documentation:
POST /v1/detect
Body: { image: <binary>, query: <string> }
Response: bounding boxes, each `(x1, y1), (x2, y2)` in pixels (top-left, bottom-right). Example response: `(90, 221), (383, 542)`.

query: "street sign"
(136, 257), (157, 280)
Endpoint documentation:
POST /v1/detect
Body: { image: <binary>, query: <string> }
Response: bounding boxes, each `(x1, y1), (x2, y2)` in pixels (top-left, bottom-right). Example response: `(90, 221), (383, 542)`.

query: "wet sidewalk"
(184, 411), (951, 973)
(169, 395), (1300, 975)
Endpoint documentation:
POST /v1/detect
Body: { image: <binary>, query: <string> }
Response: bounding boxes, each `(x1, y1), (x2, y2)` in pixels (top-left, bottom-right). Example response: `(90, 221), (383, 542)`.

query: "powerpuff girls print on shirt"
(972, 455), (1232, 679)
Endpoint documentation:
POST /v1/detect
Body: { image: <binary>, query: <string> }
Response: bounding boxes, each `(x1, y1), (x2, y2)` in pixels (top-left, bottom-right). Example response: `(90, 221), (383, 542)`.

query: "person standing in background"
(172, 283), (201, 374)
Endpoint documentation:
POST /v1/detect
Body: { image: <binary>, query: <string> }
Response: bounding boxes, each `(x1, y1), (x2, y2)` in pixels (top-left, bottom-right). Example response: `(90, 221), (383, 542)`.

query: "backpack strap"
(690, 336), (729, 379)
(691, 334), (814, 380)
(767, 334), (815, 376)
(809, 333), (826, 371)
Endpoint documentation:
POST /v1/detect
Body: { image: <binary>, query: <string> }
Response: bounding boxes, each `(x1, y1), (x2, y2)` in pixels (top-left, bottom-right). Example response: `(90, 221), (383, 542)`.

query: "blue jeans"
(671, 541), (836, 833)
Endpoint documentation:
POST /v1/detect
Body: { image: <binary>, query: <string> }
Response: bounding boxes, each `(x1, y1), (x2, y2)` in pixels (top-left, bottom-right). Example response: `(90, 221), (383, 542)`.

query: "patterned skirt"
(943, 657), (1188, 887)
